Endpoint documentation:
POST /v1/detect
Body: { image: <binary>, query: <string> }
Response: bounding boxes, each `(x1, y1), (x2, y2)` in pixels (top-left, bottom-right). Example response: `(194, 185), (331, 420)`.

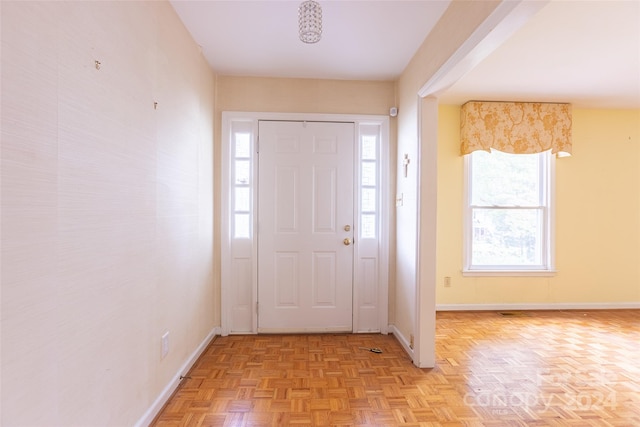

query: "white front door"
(257, 121), (355, 332)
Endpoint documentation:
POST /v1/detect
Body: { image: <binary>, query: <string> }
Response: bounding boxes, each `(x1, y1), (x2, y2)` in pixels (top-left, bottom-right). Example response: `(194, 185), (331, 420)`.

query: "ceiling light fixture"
(298, 0), (322, 44)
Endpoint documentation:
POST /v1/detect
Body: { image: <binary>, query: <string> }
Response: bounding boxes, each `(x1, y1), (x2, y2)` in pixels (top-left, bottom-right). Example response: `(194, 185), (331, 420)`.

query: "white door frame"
(221, 112), (390, 335)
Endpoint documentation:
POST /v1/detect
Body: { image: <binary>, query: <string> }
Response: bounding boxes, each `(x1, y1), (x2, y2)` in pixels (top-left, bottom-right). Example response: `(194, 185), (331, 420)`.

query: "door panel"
(258, 121), (354, 332)
(313, 167), (337, 232)
(275, 166), (298, 232)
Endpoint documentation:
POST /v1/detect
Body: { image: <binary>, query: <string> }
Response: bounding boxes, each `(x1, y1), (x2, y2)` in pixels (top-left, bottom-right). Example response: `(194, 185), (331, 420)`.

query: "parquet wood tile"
(151, 310), (640, 426)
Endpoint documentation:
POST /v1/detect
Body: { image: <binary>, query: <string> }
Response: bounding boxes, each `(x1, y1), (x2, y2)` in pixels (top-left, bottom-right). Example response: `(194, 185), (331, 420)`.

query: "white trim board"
(134, 327), (220, 427)
(436, 303), (640, 311)
(388, 324), (414, 362)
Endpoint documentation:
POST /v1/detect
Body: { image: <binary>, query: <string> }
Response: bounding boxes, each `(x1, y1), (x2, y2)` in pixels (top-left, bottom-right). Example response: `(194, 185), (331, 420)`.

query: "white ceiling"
(170, 0), (451, 81)
(440, 0), (640, 109)
(171, 0), (640, 109)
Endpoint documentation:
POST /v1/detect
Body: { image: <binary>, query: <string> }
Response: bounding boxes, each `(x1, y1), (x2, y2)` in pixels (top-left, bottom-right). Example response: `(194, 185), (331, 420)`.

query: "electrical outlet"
(161, 331), (169, 359)
(409, 334), (414, 349)
(444, 276), (451, 287)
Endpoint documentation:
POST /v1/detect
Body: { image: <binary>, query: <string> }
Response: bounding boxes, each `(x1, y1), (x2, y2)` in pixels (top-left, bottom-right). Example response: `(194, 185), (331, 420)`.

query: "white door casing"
(257, 121), (354, 332)
(221, 112), (389, 336)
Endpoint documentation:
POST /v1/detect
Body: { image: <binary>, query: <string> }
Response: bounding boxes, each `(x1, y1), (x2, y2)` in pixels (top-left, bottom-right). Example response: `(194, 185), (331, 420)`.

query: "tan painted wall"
(0, 2), (215, 425)
(436, 105), (640, 305)
(394, 0), (502, 350)
(216, 76), (396, 115)
(214, 76), (398, 323)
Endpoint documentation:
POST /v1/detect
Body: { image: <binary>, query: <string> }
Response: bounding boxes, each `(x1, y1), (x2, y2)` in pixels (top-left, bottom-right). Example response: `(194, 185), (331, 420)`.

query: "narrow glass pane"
(361, 214), (376, 238)
(234, 213), (250, 239)
(235, 133), (251, 158)
(471, 208), (543, 266)
(362, 136), (377, 160)
(471, 150), (542, 206)
(235, 187), (250, 212)
(235, 160), (250, 185)
(362, 188), (376, 212)
(361, 161), (376, 186)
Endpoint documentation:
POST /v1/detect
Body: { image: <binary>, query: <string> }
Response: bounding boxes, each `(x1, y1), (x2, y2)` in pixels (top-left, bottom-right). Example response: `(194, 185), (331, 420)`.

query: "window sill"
(462, 270), (557, 277)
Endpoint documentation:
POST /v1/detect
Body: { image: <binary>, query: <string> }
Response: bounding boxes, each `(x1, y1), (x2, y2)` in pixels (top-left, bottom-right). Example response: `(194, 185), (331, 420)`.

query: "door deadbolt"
(344, 225), (351, 231)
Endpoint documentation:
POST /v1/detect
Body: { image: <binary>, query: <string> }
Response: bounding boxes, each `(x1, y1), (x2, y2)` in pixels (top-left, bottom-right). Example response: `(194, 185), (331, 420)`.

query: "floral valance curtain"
(460, 101), (572, 156)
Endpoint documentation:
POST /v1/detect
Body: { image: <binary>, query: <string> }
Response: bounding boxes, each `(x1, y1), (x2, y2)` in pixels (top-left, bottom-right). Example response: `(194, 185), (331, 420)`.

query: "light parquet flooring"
(152, 310), (640, 426)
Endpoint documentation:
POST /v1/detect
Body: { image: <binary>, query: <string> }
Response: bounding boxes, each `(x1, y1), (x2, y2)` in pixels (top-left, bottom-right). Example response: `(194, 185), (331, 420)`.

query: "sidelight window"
(360, 133), (378, 239)
(232, 132), (252, 239)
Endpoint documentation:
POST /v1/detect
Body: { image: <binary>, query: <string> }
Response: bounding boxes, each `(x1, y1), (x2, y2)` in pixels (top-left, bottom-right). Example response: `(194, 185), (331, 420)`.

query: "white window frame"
(463, 149), (556, 276)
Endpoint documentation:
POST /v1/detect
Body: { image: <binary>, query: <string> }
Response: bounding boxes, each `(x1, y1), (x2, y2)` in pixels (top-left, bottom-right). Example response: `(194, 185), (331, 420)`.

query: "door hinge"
(256, 136), (259, 153)
(256, 301), (259, 314)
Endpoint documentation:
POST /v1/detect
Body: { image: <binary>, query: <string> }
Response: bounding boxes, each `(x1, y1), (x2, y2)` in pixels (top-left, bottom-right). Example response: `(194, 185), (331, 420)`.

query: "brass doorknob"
(343, 238), (351, 246)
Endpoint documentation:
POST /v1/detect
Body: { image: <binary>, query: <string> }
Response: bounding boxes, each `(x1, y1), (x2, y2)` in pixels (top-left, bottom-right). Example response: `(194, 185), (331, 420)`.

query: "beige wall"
(2, 0), (637, 424)
(436, 105), (640, 305)
(395, 1), (503, 361)
(216, 76), (396, 115)
(0, 2), (215, 425)
(214, 75), (398, 323)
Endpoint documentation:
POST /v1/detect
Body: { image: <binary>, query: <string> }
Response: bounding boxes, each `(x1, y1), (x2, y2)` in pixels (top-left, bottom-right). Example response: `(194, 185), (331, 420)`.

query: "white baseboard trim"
(135, 326), (221, 427)
(436, 302), (640, 311)
(388, 324), (414, 360)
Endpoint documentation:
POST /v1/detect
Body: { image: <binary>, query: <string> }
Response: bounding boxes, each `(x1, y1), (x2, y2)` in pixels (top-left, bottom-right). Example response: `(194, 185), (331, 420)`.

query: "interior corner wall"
(394, 0), (503, 359)
(436, 105), (640, 305)
(1, 2), (216, 425)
